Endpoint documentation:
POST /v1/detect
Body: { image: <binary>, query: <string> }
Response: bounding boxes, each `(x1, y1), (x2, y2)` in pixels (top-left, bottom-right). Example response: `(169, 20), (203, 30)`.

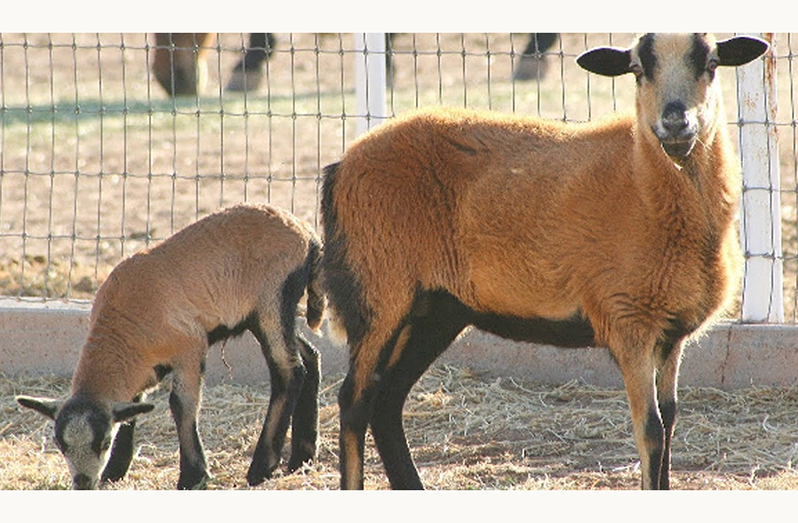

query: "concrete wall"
(2, 299), (798, 390)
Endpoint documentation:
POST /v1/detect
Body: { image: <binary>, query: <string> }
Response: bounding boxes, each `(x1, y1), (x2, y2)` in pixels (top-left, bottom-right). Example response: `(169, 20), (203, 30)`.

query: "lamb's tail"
(304, 235), (325, 333)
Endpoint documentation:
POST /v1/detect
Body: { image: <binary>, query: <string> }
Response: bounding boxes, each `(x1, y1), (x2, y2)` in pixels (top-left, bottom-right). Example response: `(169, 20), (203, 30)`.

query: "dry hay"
(3, 364), (798, 490)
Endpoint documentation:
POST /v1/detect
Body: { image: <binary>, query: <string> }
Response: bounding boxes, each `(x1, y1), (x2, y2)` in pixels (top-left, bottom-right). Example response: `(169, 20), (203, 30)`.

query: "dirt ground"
(3, 364), (798, 490)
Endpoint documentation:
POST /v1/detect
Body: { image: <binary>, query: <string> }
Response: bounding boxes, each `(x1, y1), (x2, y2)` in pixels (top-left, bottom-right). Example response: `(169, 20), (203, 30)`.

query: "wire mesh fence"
(0, 33), (795, 323)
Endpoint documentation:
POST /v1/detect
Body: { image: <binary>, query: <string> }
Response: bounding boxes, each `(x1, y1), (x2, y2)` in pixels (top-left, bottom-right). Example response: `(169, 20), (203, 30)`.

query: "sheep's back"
(328, 108), (638, 320)
(92, 204), (314, 343)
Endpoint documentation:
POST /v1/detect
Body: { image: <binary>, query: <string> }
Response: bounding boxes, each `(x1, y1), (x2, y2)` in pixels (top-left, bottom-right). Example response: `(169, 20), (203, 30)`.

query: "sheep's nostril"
(73, 473), (96, 490)
(661, 101), (690, 135)
(662, 115), (689, 134)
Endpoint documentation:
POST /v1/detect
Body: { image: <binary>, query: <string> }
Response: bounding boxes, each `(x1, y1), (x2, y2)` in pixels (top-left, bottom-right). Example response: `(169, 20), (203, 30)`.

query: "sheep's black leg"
(615, 340), (665, 490)
(102, 392), (152, 483)
(170, 358), (210, 490)
(100, 420), (136, 483)
(287, 335), (320, 472)
(513, 33), (559, 81)
(522, 33), (558, 56)
(339, 326), (404, 489)
(247, 319), (308, 486)
(239, 33), (275, 70)
(248, 354), (305, 486)
(338, 371), (365, 489)
(654, 337), (685, 490)
(370, 291), (469, 489)
(226, 33), (275, 92)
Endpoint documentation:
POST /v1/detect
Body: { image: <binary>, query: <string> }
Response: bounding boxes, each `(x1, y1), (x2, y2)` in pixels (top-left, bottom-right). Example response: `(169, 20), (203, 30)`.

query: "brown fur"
(18, 203), (324, 489)
(74, 203), (321, 400)
(321, 34), (767, 490)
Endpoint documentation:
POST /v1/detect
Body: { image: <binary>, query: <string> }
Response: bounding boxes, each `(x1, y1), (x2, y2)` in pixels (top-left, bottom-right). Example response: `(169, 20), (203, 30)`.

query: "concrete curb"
(2, 300), (797, 390)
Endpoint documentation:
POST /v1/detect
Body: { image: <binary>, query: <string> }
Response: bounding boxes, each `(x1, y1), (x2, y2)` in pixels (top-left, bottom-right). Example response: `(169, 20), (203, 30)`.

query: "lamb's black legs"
(101, 420), (136, 483)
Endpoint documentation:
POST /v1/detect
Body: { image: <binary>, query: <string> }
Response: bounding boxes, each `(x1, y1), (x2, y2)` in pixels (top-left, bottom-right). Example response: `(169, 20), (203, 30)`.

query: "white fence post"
(353, 33), (388, 136)
(738, 33), (783, 323)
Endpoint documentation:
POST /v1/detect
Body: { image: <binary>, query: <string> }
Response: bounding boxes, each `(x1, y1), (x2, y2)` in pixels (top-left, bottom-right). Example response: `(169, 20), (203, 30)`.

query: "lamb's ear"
(576, 46), (631, 77)
(16, 395), (62, 420)
(112, 402), (155, 423)
(716, 36), (769, 67)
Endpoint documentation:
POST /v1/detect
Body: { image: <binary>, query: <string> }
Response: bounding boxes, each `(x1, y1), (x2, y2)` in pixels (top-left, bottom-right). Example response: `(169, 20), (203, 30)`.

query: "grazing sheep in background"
(320, 33), (768, 490)
(153, 33), (276, 97)
(513, 33), (559, 81)
(224, 33), (277, 93)
(17, 203), (324, 490)
(152, 33), (217, 97)
(153, 32), (551, 97)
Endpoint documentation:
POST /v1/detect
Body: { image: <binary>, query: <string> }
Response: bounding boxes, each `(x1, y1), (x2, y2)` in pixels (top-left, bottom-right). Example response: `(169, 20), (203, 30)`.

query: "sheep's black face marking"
(55, 397), (112, 456)
(636, 34), (711, 161)
(54, 396), (115, 490)
(637, 33), (657, 82)
(18, 395), (155, 489)
(578, 34), (767, 163)
(689, 34), (713, 80)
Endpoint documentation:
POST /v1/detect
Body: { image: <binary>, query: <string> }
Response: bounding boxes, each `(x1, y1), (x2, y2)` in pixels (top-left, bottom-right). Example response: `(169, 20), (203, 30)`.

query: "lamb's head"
(577, 33), (768, 161)
(16, 394), (153, 489)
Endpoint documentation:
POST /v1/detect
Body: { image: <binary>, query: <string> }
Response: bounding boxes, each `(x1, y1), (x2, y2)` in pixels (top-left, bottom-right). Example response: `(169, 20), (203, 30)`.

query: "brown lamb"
(18, 203), (324, 489)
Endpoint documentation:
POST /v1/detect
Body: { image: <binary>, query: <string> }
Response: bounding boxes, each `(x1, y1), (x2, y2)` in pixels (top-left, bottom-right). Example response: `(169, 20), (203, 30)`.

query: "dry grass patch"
(3, 364), (798, 490)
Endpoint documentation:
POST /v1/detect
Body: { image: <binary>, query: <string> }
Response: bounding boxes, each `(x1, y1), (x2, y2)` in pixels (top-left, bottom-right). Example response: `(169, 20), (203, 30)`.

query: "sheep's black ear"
(717, 36), (769, 67)
(576, 47), (631, 77)
(16, 395), (62, 420)
(112, 401), (155, 423)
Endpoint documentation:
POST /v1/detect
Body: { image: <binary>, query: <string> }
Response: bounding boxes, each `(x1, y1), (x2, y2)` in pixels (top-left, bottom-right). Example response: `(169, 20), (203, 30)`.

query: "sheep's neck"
(634, 120), (738, 237)
(71, 331), (151, 402)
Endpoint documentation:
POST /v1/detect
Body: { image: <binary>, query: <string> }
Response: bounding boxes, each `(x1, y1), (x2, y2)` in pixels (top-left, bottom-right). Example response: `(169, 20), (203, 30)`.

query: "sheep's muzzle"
(654, 100), (698, 160)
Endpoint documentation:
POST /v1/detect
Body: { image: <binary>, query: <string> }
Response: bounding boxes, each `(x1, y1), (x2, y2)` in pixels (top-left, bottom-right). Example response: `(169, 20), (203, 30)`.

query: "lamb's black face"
(17, 393), (155, 489)
(54, 397), (115, 490)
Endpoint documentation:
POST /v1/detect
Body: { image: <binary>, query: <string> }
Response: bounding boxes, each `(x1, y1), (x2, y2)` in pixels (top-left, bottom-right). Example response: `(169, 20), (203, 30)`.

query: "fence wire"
(0, 33), (794, 323)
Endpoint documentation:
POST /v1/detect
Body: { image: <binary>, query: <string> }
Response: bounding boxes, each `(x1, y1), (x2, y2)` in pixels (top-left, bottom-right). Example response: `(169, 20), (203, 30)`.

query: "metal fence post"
(353, 33), (387, 136)
(738, 33), (783, 323)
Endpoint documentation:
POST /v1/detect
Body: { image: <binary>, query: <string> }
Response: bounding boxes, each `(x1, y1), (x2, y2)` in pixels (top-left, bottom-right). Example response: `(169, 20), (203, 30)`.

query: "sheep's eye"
(101, 438), (112, 452)
(630, 63), (644, 81)
(707, 59), (719, 73)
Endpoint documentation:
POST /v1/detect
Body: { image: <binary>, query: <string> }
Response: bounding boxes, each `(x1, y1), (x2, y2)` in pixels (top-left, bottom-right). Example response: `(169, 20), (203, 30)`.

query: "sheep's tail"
(304, 235), (325, 333)
(319, 161), (368, 346)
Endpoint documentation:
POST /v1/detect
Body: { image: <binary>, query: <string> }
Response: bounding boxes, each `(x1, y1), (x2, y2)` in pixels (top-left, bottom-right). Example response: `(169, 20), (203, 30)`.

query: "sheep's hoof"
(246, 461), (277, 487)
(287, 444), (316, 473)
(513, 54), (550, 81)
(226, 69), (263, 93)
(177, 471), (211, 490)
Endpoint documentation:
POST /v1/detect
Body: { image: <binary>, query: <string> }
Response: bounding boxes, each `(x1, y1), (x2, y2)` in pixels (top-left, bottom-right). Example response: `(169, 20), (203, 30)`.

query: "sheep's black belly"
(471, 310), (597, 348)
(418, 289), (596, 349)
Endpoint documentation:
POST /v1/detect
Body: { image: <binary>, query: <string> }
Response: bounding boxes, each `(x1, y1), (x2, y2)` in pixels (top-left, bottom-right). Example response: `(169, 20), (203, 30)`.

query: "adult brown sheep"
(17, 203), (324, 489)
(320, 33), (768, 490)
